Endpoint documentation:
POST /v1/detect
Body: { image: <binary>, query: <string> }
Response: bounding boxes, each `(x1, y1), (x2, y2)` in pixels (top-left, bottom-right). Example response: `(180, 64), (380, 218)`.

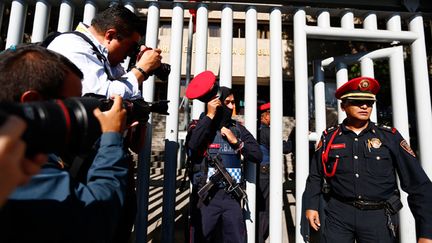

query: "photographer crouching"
(0, 44), (131, 242)
(45, 4), (171, 242)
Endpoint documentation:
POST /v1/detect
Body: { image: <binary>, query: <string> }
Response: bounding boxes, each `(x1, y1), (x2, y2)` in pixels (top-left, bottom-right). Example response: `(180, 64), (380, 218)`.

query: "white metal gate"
(295, 9), (432, 243)
(1, 1), (431, 243)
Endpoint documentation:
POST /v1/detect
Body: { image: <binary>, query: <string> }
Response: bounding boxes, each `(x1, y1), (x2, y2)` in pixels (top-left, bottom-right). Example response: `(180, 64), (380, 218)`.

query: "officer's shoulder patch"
(400, 140), (416, 157)
(377, 124), (397, 134)
(324, 126), (338, 135)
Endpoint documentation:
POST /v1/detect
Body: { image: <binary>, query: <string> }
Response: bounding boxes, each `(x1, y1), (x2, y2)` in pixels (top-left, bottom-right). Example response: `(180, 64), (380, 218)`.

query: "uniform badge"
(359, 79), (370, 91)
(400, 140), (416, 157)
(367, 138), (382, 151)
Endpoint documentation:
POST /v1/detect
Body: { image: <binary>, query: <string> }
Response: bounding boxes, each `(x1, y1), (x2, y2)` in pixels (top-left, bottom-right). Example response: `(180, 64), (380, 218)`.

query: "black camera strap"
(41, 31), (116, 81)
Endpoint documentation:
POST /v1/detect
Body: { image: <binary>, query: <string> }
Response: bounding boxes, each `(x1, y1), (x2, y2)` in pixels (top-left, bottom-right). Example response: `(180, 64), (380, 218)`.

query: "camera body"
(131, 46), (171, 82)
(0, 94), (169, 156)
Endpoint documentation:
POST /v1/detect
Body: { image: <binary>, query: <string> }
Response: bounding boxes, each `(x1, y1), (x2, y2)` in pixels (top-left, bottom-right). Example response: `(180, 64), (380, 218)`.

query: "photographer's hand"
(0, 116), (47, 207)
(93, 95), (127, 133)
(133, 47), (162, 82)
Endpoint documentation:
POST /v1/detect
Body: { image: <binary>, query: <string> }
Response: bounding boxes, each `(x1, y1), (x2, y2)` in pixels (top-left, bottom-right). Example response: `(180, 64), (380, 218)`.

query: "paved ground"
(138, 154), (297, 243)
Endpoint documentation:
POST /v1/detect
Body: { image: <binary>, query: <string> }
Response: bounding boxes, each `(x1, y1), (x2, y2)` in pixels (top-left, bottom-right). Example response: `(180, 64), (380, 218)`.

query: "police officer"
(257, 102), (291, 243)
(303, 76), (432, 243)
(186, 71), (262, 243)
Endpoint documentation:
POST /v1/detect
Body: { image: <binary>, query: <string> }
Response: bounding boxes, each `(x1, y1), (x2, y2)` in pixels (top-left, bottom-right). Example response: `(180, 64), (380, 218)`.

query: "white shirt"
(47, 23), (141, 99)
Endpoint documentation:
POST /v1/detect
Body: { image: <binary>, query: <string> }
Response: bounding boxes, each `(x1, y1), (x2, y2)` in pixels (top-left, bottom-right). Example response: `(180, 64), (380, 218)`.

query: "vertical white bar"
(165, 3), (183, 144)
(317, 11), (330, 28)
(360, 58), (377, 122)
(58, 0), (74, 32)
(335, 63), (348, 123)
(83, 1), (97, 26)
(5, 0), (27, 48)
(363, 12), (377, 30)
(341, 11), (354, 30)
(409, 15), (432, 178)
(143, 3), (160, 102)
(387, 14), (401, 32)
(191, 4), (208, 119)
(244, 6), (257, 243)
(121, 2), (136, 70)
(269, 7), (283, 243)
(124, 2), (136, 13)
(314, 61), (327, 136)
(389, 46), (417, 243)
(136, 4), (160, 243)
(220, 5), (233, 88)
(360, 9), (376, 127)
(162, 4), (184, 243)
(31, 0), (51, 43)
(294, 9), (309, 243)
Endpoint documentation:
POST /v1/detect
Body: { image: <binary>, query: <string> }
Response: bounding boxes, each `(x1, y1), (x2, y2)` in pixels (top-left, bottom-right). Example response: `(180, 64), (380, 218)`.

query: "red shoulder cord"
(321, 127), (340, 177)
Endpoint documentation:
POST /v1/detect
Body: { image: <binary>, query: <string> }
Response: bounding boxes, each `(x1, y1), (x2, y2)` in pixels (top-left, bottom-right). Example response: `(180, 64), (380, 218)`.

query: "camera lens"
(0, 98), (101, 156)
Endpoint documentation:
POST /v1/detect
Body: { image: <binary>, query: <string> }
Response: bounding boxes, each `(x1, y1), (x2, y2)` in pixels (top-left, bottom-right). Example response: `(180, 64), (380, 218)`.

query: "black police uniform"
(257, 123), (291, 243)
(303, 121), (432, 242)
(187, 115), (262, 243)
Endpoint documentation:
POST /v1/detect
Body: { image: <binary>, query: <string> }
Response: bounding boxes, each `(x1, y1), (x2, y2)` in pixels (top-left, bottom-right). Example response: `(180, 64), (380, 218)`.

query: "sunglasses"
(224, 100), (235, 105)
(346, 100), (375, 107)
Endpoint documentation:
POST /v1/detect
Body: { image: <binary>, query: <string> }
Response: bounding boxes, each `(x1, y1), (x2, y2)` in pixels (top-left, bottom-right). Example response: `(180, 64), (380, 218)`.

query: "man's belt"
(332, 194), (386, 210)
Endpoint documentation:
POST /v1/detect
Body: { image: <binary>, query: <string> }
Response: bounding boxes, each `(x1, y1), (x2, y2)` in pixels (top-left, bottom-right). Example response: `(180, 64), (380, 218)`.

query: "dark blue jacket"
(0, 132), (127, 243)
(303, 122), (432, 239)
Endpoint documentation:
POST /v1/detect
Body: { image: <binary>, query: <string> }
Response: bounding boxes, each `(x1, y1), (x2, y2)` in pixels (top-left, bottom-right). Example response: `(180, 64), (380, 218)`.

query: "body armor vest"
(206, 130), (242, 183)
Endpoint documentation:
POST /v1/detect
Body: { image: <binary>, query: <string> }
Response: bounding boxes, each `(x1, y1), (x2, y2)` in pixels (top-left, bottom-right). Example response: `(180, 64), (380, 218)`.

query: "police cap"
(335, 76), (380, 101)
(259, 102), (270, 112)
(185, 70), (219, 103)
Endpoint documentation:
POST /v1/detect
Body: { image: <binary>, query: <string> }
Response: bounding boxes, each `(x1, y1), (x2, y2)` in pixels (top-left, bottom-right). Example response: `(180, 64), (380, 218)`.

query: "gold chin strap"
(340, 92), (376, 100)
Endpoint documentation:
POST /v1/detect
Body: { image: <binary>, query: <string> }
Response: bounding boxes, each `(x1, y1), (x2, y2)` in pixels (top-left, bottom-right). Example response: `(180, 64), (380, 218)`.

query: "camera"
(130, 45), (171, 82)
(0, 94), (169, 156)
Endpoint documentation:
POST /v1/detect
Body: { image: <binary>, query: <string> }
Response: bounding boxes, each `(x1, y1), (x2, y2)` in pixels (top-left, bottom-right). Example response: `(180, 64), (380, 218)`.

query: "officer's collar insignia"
(400, 140), (416, 157)
(359, 79), (370, 91)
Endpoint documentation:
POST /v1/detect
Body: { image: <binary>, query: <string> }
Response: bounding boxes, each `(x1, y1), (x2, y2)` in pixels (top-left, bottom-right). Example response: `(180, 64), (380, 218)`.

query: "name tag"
(209, 144), (221, 149)
(330, 143), (346, 149)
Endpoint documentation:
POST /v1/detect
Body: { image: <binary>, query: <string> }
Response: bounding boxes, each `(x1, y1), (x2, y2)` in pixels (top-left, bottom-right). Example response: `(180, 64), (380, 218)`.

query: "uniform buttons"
(354, 138), (358, 141)
(376, 156), (381, 160)
(354, 155), (358, 159)
(358, 195), (362, 199)
(355, 173), (359, 178)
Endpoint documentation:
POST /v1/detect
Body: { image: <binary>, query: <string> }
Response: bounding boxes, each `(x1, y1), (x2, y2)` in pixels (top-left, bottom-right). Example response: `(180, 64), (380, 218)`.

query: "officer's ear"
(340, 100), (347, 111)
(21, 90), (43, 103)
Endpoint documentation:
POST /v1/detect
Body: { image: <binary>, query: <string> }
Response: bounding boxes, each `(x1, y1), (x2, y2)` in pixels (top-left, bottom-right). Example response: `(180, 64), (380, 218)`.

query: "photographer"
(0, 116), (47, 207)
(47, 4), (162, 99)
(0, 44), (129, 242)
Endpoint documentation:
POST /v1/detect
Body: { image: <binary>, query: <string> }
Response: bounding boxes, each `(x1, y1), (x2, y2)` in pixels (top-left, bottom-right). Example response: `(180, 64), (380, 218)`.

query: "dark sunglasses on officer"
(345, 99), (375, 107)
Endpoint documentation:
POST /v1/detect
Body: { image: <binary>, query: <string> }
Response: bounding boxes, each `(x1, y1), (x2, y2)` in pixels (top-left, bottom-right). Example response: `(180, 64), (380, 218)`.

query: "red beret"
(185, 70), (219, 102)
(259, 102), (270, 111)
(335, 77), (380, 100)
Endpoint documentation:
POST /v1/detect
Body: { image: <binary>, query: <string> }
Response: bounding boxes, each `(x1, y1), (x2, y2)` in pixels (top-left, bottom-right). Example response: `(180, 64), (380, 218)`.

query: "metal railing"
(1, 1), (431, 243)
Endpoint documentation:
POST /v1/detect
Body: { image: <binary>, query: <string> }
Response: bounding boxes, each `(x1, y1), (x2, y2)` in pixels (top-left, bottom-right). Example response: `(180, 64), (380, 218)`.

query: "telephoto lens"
(0, 97), (102, 156)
